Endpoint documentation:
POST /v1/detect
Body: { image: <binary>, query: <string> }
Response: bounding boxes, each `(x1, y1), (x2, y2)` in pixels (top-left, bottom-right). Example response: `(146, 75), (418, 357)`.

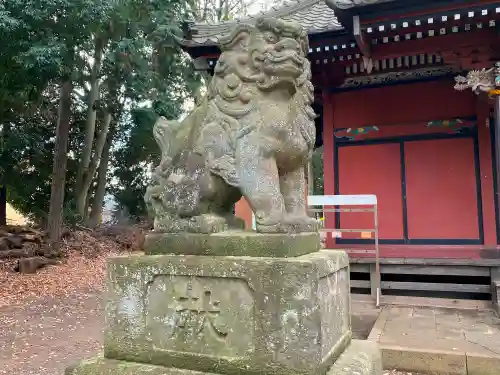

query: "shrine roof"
(326, 0), (396, 10)
(183, 0), (342, 47)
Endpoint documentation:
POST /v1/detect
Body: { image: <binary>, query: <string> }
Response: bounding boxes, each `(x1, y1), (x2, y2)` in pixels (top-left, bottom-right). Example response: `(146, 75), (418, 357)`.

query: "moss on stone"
(103, 250), (351, 375)
(143, 231), (320, 257)
(66, 357), (221, 375)
(67, 340), (383, 375)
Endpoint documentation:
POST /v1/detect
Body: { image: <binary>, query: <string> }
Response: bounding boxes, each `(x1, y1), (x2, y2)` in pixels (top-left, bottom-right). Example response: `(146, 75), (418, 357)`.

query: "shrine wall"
(322, 78), (498, 253)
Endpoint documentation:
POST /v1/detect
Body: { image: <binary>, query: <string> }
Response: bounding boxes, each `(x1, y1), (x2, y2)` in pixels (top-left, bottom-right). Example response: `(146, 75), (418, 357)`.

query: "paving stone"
(466, 353), (500, 375)
(382, 346), (466, 375)
(372, 306), (500, 375)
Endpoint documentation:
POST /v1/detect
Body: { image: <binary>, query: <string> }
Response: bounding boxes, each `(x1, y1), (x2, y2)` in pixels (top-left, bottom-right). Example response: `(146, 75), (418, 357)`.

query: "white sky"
(248, 0), (283, 16)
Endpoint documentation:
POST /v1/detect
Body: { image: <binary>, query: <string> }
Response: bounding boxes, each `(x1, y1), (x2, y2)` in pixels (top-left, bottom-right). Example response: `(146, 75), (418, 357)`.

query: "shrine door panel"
(337, 143), (404, 240)
(404, 138), (480, 241)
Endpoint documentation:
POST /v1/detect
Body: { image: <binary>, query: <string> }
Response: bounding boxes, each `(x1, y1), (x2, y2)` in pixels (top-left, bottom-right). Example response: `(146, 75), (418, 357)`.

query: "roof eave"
(325, 0), (397, 10)
(181, 27), (346, 53)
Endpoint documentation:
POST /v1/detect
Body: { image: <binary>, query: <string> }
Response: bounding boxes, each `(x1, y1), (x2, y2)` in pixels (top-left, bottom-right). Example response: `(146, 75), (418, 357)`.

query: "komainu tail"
(152, 95), (210, 177)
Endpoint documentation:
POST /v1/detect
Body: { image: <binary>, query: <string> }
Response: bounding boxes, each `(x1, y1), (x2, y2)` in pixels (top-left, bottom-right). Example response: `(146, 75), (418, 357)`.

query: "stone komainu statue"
(145, 17), (317, 233)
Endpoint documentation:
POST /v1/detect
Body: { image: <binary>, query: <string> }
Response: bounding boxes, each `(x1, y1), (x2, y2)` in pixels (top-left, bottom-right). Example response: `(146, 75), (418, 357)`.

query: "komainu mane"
(145, 17), (317, 233)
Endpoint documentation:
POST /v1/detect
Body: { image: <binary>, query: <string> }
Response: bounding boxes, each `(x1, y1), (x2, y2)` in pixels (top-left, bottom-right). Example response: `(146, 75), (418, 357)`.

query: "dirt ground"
(0, 248), (420, 375)
(0, 288), (104, 375)
(0, 288), (423, 375)
(0, 229), (422, 374)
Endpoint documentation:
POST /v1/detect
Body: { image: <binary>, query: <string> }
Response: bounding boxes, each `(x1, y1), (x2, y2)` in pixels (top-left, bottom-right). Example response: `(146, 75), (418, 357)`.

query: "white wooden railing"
(308, 195), (381, 307)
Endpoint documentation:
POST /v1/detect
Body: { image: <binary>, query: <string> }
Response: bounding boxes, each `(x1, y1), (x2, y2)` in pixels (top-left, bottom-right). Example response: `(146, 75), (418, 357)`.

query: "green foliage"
(0, 0), (199, 224)
(1, 0), (273, 224)
(312, 147), (324, 195)
(108, 0), (202, 219)
(0, 0), (113, 220)
(2, 92), (87, 224)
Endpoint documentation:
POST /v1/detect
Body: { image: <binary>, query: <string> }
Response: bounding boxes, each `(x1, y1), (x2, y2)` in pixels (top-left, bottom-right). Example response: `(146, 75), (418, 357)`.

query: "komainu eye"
(264, 32), (278, 43)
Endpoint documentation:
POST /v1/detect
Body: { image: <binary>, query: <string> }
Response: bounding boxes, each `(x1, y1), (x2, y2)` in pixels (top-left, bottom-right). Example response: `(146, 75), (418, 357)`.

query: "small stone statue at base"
(144, 17), (318, 234)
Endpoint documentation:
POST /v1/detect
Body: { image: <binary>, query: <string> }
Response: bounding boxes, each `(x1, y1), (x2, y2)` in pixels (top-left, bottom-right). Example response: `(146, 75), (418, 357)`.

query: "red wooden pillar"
(235, 198), (253, 230)
(322, 91), (336, 248)
(494, 63), (500, 244)
(476, 97), (497, 245)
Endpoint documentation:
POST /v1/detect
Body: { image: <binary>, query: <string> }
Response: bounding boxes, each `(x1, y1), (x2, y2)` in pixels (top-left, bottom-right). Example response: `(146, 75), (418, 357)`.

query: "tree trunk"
(83, 187), (93, 222)
(47, 78), (73, 243)
(88, 129), (113, 228)
(80, 109), (112, 224)
(0, 186), (6, 226)
(75, 35), (104, 217)
(1, 122), (12, 227)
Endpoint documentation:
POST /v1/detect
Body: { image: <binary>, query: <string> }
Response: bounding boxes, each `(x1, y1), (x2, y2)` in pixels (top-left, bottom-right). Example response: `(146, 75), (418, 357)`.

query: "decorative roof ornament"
(325, 0), (395, 10)
(454, 63), (500, 96)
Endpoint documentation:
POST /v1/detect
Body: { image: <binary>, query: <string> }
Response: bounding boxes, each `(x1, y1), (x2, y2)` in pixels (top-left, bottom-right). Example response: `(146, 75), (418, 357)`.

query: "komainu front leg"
(280, 166), (318, 232)
(236, 134), (285, 232)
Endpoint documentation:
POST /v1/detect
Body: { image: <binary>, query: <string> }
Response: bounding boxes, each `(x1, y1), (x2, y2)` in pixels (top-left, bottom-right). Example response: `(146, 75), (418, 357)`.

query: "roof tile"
(184, 0), (341, 47)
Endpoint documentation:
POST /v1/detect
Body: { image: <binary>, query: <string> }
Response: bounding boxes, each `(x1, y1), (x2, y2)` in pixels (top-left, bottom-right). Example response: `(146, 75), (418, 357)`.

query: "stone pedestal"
(66, 234), (382, 375)
(144, 231), (320, 257)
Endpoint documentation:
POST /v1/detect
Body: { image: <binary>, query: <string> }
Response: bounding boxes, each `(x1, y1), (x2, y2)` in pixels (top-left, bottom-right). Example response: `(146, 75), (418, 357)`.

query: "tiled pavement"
(375, 306), (500, 356)
(369, 305), (500, 375)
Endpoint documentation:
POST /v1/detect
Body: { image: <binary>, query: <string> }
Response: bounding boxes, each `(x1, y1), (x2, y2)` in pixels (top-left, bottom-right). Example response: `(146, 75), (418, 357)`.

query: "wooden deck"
(323, 246), (500, 300)
(331, 244), (500, 261)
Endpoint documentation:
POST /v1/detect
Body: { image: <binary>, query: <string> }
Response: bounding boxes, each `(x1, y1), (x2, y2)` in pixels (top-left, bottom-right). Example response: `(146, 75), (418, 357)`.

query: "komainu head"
(214, 17), (311, 97)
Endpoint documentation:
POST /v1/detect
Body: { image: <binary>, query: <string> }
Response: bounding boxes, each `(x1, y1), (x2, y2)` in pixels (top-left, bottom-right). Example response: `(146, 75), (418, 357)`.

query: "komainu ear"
(219, 24), (253, 52)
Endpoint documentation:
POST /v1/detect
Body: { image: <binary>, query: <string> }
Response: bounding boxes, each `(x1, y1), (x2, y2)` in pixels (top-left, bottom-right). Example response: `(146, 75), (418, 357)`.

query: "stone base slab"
(370, 305), (500, 375)
(492, 280), (500, 317)
(104, 250), (350, 375)
(328, 340), (382, 375)
(144, 231), (320, 257)
(66, 341), (382, 375)
(65, 357), (218, 375)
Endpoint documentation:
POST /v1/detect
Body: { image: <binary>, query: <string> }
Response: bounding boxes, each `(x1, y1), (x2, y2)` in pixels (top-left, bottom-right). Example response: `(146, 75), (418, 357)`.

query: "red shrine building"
(181, 0), (500, 302)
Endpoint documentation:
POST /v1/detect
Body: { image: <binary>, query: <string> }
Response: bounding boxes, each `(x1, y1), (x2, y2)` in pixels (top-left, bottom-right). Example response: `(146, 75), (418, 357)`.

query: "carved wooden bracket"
(353, 16), (370, 57)
(353, 15), (374, 73)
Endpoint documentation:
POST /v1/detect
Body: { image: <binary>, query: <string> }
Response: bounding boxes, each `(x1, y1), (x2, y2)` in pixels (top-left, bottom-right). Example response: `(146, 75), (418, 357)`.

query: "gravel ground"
(0, 248), (425, 375)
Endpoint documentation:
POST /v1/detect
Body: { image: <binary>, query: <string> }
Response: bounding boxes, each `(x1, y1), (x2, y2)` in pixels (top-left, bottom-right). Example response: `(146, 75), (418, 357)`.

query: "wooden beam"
(360, 0), (500, 25)
(351, 280), (371, 289)
(350, 264), (370, 273)
(353, 15), (371, 58)
(349, 257), (500, 266)
(381, 281), (491, 294)
(350, 263), (490, 277)
(351, 280), (491, 293)
(371, 28), (499, 60)
(380, 265), (490, 277)
(352, 294), (494, 310)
